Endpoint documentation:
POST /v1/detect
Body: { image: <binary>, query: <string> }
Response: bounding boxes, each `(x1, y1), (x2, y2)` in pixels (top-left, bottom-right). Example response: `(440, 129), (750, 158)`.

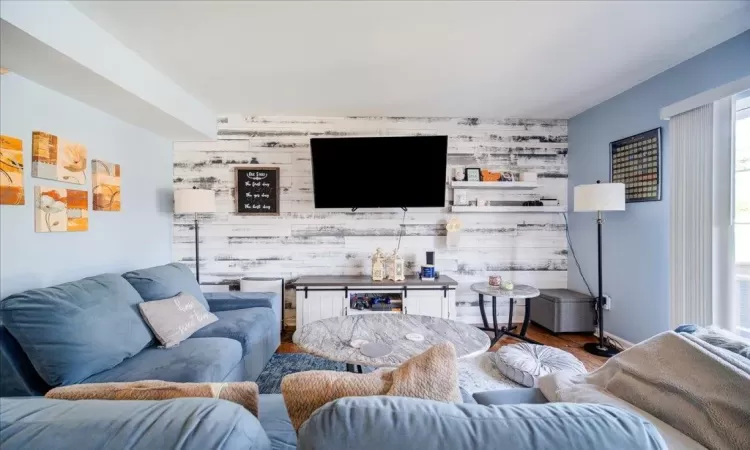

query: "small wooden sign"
(235, 166), (280, 215)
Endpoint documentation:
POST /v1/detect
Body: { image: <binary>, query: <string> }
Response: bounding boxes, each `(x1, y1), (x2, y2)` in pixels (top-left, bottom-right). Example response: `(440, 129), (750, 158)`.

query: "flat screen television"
(310, 135), (448, 209)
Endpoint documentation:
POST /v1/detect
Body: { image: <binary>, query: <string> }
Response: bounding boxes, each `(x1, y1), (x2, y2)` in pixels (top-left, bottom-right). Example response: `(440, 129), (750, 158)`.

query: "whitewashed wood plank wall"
(174, 115), (568, 325)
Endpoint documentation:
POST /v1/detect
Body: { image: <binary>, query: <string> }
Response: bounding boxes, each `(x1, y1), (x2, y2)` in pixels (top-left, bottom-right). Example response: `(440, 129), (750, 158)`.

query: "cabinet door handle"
(344, 306), (348, 316)
(404, 306), (408, 314)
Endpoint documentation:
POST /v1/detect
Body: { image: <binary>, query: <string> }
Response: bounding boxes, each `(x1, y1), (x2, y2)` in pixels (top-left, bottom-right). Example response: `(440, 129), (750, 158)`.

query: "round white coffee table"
(470, 283), (541, 346)
(293, 314), (491, 372)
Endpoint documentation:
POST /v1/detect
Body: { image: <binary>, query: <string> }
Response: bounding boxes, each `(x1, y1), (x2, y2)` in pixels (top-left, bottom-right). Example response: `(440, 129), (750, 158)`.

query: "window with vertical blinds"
(664, 78), (750, 334)
(669, 103), (714, 328)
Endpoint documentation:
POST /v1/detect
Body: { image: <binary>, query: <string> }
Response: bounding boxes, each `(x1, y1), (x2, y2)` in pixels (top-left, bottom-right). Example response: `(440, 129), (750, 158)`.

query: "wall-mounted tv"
(310, 135), (448, 209)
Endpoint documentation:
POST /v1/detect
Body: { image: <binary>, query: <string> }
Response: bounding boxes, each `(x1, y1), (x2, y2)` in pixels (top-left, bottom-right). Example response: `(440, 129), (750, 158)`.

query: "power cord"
(605, 336), (625, 352)
(562, 213), (595, 298)
(396, 208), (406, 251)
(562, 212), (600, 329)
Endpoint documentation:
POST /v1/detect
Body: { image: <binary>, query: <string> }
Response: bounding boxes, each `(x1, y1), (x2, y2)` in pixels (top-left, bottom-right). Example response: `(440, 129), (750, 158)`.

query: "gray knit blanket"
(540, 331), (750, 450)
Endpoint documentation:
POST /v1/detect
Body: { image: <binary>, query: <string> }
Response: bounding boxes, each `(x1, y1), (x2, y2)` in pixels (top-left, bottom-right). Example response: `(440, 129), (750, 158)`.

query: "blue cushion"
(0, 274), (153, 387)
(258, 394), (296, 450)
(83, 337), (243, 384)
(0, 397), (271, 450)
(298, 397), (667, 450)
(191, 308), (275, 356)
(122, 263), (209, 310)
(674, 324), (699, 333)
(190, 308), (279, 381)
(473, 388), (549, 406)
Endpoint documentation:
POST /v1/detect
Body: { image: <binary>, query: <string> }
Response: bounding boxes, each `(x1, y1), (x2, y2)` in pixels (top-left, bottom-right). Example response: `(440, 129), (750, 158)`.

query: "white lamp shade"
(174, 189), (216, 213)
(574, 183), (625, 212)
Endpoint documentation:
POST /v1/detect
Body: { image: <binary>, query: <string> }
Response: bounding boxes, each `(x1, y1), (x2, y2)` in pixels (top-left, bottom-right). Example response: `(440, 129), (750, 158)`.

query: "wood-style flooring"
(278, 323), (607, 372)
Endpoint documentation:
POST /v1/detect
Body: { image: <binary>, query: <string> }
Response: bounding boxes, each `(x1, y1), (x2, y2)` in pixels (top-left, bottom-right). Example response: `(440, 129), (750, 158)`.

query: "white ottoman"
(490, 343), (586, 387)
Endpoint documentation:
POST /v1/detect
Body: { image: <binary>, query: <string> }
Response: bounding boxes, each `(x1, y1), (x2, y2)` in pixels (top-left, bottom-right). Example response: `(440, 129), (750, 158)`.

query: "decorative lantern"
(388, 249), (405, 282)
(371, 248), (385, 281)
(384, 251), (392, 279)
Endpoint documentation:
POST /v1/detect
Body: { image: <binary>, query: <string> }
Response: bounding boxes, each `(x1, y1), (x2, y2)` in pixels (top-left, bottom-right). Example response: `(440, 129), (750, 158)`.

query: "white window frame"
(732, 93), (750, 337)
(711, 96), (735, 332)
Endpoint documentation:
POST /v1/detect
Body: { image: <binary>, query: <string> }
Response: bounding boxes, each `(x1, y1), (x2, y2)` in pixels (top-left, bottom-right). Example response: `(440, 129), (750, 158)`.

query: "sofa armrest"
(204, 292), (281, 327)
(205, 292), (274, 311)
(0, 325), (50, 397)
(0, 397), (271, 450)
(298, 396), (667, 450)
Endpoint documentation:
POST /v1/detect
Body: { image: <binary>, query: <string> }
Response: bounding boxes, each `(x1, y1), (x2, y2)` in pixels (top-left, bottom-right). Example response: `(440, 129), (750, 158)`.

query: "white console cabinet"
(299, 290), (346, 324)
(403, 290), (451, 318)
(291, 275), (457, 329)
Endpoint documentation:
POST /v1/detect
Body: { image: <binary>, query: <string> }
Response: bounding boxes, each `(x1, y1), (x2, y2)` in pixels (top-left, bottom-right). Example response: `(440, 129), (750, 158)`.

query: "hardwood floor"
(278, 323), (608, 372)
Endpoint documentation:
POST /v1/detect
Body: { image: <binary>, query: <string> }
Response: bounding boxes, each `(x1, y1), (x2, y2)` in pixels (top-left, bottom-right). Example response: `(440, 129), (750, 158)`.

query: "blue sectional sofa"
(0, 263), (281, 397)
(0, 264), (668, 449)
(0, 392), (667, 450)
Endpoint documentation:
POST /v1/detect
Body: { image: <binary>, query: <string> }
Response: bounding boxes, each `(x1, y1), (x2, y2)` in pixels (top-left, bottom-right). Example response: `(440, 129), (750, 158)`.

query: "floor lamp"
(573, 180), (625, 358)
(174, 187), (216, 283)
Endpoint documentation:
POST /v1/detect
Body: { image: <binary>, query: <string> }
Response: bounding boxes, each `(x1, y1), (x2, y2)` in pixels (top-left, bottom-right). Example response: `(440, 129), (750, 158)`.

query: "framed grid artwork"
(610, 128), (662, 203)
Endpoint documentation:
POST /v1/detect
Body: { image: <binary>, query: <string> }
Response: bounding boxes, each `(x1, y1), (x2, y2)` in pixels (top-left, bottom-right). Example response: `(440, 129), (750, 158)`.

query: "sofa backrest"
(0, 397), (272, 450)
(298, 396), (668, 450)
(122, 263), (209, 310)
(0, 274), (154, 388)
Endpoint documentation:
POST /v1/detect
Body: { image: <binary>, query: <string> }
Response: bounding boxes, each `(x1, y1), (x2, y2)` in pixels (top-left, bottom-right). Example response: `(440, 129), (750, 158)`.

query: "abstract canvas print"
(92, 159), (121, 211)
(35, 186), (89, 232)
(0, 135), (25, 205)
(32, 131), (87, 185)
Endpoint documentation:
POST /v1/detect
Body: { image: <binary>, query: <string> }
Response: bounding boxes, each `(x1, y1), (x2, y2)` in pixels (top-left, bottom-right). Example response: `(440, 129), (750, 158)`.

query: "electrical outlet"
(602, 294), (612, 310)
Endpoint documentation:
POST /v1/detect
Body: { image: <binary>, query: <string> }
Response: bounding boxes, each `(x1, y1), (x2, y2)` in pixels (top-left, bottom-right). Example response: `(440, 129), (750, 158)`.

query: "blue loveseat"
(0, 263), (281, 397)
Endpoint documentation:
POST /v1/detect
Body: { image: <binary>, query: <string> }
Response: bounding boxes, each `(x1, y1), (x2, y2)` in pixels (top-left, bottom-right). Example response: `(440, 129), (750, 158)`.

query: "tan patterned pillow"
(281, 342), (461, 431)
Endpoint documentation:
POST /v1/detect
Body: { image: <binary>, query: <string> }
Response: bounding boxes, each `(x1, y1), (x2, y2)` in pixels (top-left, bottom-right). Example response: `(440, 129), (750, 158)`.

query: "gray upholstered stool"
(531, 289), (594, 333)
(490, 343), (586, 387)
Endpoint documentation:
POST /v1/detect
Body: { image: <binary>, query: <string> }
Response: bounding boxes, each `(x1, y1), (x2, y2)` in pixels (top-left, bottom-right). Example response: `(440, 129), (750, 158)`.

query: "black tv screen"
(310, 135), (448, 208)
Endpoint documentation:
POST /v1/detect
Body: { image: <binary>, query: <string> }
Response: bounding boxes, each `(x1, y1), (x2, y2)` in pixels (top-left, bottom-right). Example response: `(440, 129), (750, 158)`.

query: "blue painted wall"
(567, 30), (750, 344)
(0, 74), (173, 298)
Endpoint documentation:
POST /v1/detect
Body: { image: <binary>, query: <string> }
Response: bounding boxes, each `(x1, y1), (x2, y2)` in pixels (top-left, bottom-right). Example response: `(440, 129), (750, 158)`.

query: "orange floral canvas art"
(35, 186), (89, 232)
(92, 159), (121, 211)
(0, 135), (24, 205)
(31, 131), (87, 185)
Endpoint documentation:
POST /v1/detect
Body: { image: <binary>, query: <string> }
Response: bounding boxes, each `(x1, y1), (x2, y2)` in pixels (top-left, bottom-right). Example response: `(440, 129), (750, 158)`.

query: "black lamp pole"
(194, 212), (200, 283)
(177, 186), (213, 284)
(583, 182), (619, 358)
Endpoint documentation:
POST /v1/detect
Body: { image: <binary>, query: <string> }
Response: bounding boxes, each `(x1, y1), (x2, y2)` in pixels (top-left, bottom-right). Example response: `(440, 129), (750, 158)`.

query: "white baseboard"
(593, 330), (635, 350)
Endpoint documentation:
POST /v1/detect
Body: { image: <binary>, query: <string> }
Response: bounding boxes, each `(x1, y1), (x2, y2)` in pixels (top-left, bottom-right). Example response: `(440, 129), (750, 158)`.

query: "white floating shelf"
(450, 205), (566, 213)
(450, 181), (538, 189)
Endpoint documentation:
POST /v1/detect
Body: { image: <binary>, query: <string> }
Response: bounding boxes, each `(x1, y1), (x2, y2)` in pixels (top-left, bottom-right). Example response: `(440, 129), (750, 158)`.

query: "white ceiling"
(72, 0), (750, 119)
